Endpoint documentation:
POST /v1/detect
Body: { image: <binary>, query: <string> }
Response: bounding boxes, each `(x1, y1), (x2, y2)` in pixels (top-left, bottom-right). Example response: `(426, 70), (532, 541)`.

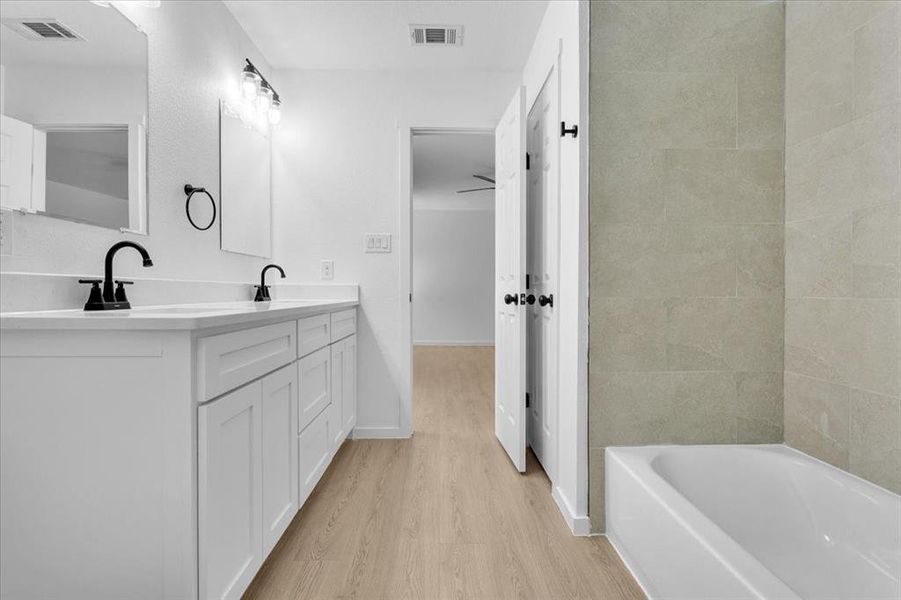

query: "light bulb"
(255, 111), (269, 133)
(241, 69), (261, 100)
(268, 98), (281, 126)
(256, 85), (273, 113)
(240, 100), (255, 125)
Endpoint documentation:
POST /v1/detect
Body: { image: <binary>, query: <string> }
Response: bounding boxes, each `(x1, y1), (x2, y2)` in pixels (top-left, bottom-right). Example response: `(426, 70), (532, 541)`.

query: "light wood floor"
(244, 346), (644, 600)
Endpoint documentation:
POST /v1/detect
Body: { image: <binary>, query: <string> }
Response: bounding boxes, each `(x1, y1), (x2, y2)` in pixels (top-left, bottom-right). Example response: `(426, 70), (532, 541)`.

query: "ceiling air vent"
(409, 24), (463, 46)
(2, 19), (85, 41)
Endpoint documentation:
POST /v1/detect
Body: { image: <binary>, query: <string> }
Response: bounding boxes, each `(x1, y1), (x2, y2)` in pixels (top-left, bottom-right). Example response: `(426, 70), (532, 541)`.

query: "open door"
(494, 87), (527, 473)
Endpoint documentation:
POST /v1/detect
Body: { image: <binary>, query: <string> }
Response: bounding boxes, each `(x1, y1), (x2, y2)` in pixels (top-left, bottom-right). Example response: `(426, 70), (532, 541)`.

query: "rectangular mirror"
(219, 101), (272, 258)
(0, 1), (148, 233)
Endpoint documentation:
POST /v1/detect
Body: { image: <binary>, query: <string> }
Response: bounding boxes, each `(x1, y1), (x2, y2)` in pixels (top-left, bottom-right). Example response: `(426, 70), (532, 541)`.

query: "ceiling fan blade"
(456, 186), (496, 194)
(473, 175), (496, 184)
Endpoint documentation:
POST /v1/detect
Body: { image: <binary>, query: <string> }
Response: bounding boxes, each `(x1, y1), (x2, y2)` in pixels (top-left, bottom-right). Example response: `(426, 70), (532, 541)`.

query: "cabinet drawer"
(330, 308), (356, 342)
(297, 313), (331, 358)
(298, 406), (332, 507)
(297, 346), (330, 433)
(197, 321), (297, 401)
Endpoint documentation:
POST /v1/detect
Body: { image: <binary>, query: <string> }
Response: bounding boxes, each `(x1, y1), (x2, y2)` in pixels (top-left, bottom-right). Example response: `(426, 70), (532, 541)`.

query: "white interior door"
(526, 65), (560, 482)
(495, 86), (528, 473)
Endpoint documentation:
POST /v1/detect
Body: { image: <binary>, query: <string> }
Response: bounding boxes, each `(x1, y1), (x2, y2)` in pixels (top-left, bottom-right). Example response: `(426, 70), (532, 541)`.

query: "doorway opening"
(409, 130), (496, 432)
(402, 78), (560, 487)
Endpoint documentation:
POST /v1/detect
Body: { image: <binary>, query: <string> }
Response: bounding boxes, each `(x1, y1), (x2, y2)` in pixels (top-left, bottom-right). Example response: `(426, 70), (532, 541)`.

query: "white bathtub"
(606, 444), (901, 600)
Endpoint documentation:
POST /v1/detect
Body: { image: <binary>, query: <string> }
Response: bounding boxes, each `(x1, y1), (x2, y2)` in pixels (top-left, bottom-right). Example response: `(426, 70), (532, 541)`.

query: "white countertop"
(0, 299), (359, 331)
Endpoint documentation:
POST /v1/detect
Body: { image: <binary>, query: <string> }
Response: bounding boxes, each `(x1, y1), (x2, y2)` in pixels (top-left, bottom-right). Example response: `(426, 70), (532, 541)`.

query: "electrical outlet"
(0, 209), (13, 256)
(364, 233), (392, 253)
(321, 259), (334, 280)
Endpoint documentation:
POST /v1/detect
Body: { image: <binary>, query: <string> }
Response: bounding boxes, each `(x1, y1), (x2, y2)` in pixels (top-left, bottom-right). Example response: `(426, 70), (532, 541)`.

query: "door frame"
(397, 124), (497, 437)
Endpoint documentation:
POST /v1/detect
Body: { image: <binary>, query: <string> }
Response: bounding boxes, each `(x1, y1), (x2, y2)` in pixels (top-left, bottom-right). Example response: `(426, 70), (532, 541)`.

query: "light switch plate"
(364, 233), (392, 253)
(0, 209), (13, 256)
(320, 259), (334, 280)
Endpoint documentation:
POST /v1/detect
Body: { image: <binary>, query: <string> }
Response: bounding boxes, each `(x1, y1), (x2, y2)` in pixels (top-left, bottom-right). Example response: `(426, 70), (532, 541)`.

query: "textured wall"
(783, 0), (900, 493)
(272, 69), (518, 436)
(588, 0), (785, 531)
(0, 1), (272, 292)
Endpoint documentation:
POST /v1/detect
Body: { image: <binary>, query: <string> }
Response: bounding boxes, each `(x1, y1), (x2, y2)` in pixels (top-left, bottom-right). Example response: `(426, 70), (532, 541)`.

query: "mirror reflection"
(0, 1), (148, 232)
(219, 100), (272, 258)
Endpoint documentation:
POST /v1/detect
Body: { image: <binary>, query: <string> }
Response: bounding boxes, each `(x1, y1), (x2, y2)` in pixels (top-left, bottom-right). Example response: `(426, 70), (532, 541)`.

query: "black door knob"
(538, 294), (554, 307)
(525, 294), (536, 305)
(504, 293), (519, 305)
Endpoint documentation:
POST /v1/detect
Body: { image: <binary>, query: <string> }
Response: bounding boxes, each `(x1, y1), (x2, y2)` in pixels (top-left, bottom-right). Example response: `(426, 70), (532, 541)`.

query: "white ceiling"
(223, 0), (548, 71)
(412, 132), (494, 211)
(0, 1), (146, 68)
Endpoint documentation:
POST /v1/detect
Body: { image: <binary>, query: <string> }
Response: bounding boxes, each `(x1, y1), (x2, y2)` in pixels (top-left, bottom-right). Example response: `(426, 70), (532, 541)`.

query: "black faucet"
(255, 264), (286, 301)
(79, 241), (153, 311)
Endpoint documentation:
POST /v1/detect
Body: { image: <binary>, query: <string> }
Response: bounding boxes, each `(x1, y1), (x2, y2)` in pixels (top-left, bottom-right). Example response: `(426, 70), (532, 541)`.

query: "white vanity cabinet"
(197, 309), (357, 600)
(198, 380), (264, 600)
(198, 362), (299, 600)
(0, 300), (357, 600)
(330, 333), (357, 448)
(260, 365), (299, 556)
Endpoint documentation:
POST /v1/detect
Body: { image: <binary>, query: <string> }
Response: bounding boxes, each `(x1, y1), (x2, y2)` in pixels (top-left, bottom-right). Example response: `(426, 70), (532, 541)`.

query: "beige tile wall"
(783, 0), (901, 494)
(588, 0), (785, 532)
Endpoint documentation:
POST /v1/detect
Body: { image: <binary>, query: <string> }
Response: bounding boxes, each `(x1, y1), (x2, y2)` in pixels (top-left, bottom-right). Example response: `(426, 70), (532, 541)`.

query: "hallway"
(244, 346), (643, 599)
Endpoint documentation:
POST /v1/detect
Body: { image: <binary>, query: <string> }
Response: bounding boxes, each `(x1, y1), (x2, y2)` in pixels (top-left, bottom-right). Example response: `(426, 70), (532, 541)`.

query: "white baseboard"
(552, 485), (591, 536)
(351, 426), (412, 439)
(413, 340), (494, 347)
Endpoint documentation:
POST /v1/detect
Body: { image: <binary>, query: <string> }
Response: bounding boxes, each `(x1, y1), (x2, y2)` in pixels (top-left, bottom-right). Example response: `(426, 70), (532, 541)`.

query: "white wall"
(272, 69), (518, 437)
(412, 207), (494, 345)
(520, 0), (589, 534)
(0, 1), (273, 299)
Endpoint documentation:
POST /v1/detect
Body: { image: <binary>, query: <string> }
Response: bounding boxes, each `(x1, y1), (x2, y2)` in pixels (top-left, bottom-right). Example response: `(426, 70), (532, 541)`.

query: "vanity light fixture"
(236, 58), (282, 131)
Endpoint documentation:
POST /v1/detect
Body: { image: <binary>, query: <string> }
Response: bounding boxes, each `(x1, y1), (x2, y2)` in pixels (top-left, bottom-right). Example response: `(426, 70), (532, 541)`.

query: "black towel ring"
(184, 184), (217, 231)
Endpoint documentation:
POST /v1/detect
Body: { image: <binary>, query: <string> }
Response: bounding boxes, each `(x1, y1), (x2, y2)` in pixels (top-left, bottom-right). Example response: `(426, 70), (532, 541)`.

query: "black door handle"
(504, 293), (519, 305)
(538, 294), (554, 307)
(524, 294), (536, 305)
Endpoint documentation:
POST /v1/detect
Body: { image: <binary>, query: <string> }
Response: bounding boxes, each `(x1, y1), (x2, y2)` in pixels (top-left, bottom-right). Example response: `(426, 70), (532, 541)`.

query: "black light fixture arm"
(244, 58), (280, 102)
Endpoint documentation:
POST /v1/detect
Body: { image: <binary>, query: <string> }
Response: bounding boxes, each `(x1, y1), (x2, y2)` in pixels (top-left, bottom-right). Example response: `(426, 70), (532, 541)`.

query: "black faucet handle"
(114, 280), (134, 303)
(78, 279), (104, 309)
(253, 285), (271, 302)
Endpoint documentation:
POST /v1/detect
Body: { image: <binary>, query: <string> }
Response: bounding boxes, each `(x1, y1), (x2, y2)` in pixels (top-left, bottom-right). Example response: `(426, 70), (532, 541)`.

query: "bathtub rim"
(605, 444), (814, 600)
(604, 443), (901, 600)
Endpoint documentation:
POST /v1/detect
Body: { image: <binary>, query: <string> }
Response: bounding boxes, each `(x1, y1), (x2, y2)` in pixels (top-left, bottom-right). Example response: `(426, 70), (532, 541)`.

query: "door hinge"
(525, 392), (530, 408)
(409, 292), (412, 302)
(526, 152), (530, 170)
(561, 121), (578, 138)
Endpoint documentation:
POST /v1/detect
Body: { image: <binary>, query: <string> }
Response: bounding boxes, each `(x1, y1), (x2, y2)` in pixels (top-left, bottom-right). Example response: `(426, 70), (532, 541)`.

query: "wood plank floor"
(244, 346), (644, 600)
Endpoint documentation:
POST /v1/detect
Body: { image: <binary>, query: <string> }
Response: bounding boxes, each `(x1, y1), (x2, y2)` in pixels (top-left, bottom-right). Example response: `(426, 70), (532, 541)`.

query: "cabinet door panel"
(330, 308), (356, 342)
(197, 321), (297, 401)
(297, 347), (330, 432)
(343, 335), (357, 434)
(297, 313), (330, 358)
(298, 408), (331, 507)
(329, 340), (346, 450)
(199, 383), (263, 600)
(260, 364), (298, 558)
